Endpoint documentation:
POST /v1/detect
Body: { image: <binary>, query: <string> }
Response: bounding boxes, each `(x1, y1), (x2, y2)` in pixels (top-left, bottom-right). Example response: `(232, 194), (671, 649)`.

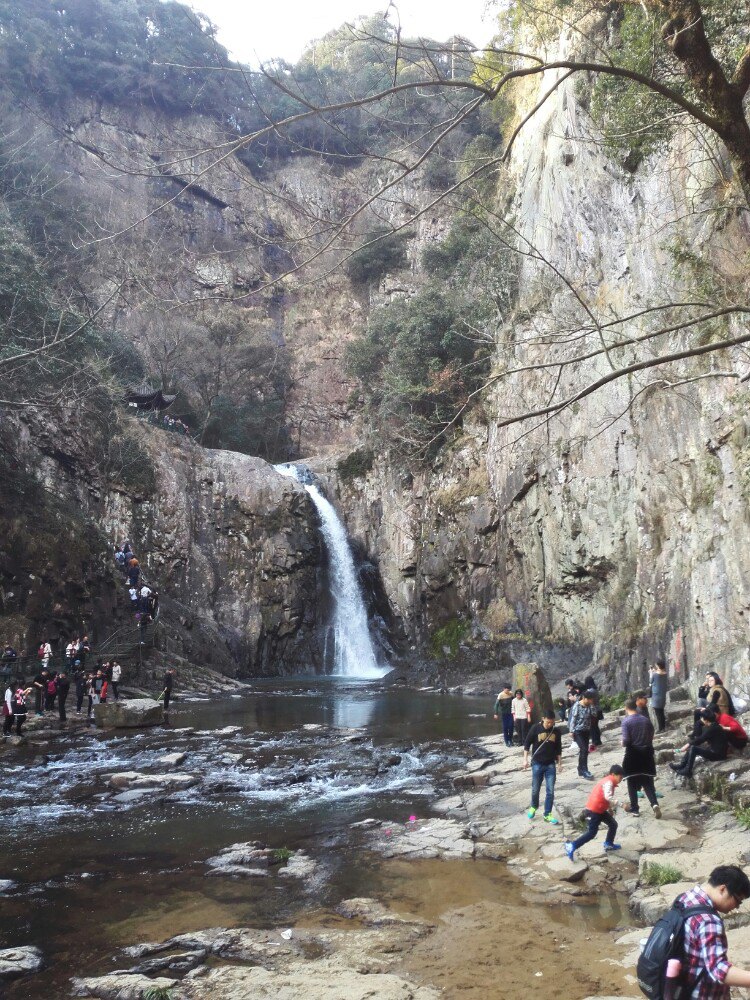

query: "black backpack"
(636, 899), (714, 999)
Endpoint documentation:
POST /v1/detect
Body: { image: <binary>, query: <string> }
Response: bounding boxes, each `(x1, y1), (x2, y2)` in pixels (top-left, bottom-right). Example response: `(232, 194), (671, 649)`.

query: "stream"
(0, 679), (625, 997)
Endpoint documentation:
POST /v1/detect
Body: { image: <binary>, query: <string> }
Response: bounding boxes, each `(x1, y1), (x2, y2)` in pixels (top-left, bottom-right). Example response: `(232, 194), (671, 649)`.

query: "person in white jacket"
(111, 661), (122, 701)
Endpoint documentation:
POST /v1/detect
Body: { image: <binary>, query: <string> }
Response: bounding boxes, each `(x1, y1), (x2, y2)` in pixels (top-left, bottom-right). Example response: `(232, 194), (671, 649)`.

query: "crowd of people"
(493, 659), (748, 853)
(2, 540), (172, 739)
(494, 661), (750, 995)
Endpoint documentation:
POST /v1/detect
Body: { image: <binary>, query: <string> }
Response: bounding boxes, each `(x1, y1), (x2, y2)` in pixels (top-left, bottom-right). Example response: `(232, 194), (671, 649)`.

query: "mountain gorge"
(1, 0), (749, 693)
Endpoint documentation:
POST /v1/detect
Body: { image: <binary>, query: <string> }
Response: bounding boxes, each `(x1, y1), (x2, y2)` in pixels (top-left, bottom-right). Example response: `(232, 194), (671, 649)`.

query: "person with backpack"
(584, 676), (603, 749)
(670, 708), (730, 778)
(492, 683), (515, 747)
(564, 764), (623, 861)
(523, 709), (563, 824)
(637, 864), (750, 999)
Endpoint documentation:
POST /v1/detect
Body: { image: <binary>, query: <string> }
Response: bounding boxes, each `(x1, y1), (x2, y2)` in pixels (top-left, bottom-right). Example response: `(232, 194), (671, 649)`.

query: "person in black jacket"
(56, 672), (70, 722)
(670, 708), (729, 777)
(523, 711), (563, 823)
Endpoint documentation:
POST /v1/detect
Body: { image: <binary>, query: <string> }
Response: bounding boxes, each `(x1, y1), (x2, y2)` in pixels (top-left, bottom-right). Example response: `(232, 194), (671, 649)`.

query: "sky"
(189, 0), (498, 66)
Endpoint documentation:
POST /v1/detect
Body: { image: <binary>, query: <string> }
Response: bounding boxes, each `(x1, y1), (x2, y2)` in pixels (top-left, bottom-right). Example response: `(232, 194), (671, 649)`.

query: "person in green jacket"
(493, 684), (514, 747)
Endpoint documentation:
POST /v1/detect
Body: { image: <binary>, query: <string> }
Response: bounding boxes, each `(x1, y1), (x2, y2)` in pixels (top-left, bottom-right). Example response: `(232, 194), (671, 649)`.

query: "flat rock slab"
(155, 751), (187, 767)
(73, 972), (178, 998)
(178, 961), (440, 999)
(94, 699), (163, 729)
(369, 818), (474, 860)
(205, 844), (317, 880)
(108, 772), (199, 792)
(0, 946), (43, 979)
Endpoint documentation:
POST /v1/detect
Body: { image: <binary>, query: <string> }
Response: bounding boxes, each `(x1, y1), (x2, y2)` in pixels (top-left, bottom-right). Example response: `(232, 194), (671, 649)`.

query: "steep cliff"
(323, 26), (750, 693)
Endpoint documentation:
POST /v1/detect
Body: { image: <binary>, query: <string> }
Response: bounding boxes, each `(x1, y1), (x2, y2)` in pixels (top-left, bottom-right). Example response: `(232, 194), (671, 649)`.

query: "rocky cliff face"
(314, 36), (750, 695)
(1, 411), (322, 675)
(7, 47), (750, 692)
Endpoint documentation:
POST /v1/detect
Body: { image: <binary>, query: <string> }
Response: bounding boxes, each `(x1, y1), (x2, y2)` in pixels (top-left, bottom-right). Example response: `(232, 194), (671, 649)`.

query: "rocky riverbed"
(3, 682), (750, 998)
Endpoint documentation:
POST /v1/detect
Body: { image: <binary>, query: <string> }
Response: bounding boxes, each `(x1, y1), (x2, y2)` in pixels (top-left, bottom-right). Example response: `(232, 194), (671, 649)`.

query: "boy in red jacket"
(564, 764), (624, 861)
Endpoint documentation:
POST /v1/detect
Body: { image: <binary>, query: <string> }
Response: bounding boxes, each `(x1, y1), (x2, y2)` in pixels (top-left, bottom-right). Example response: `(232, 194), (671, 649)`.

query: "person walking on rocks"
(511, 688), (531, 746)
(649, 657), (669, 732)
(621, 699), (661, 818)
(672, 864), (750, 996)
(564, 764), (623, 861)
(493, 684), (515, 747)
(568, 690), (596, 779)
(523, 710), (563, 824)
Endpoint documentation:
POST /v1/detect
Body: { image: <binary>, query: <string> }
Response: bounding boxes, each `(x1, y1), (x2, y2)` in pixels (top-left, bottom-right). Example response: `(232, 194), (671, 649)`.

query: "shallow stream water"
(0, 678), (626, 997)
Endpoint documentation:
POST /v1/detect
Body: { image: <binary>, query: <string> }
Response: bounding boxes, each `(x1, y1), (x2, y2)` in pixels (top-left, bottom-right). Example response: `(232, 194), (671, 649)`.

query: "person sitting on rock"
(670, 708), (729, 778)
(523, 709), (563, 824)
(511, 688), (531, 746)
(564, 764), (623, 861)
(716, 711), (748, 752)
(492, 683), (515, 748)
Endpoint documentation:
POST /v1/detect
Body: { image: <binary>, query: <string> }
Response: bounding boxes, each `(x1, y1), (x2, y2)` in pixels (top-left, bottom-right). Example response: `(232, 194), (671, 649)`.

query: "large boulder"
(93, 698), (163, 729)
(512, 662), (553, 724)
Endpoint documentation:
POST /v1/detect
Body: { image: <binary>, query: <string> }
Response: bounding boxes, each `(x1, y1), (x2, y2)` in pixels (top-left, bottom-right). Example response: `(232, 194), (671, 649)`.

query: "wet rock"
(155, 751), (187, 767)
(131, 949), (207, 974)
(0, 945), (43, 980)
(107, 772), (199, 792)
(349, 818), (382, 829)
(335, 898), (430, 929)
(0, 880), (16, 894)
(369, 818), (474, 860)
(94, 699), (163, 729)
(178, 962), (440, 999)
(277, 852), (318, 879)
(72, 972), (178, 997)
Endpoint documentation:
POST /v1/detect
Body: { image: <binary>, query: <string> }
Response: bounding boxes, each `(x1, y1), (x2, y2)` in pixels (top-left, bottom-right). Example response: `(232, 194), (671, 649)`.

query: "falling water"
(275, 465), (388, 678)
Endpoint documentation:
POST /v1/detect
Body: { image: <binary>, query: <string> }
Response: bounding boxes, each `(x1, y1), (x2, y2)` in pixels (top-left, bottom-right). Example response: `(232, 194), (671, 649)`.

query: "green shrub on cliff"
(430, 617), (470, 660)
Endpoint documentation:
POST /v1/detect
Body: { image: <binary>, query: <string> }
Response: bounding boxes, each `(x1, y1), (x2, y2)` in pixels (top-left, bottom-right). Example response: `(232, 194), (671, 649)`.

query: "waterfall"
(275, 464), (388, 678)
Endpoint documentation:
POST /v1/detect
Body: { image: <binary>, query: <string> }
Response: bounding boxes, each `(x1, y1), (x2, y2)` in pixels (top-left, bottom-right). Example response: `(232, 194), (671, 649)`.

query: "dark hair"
(501, 682), (511, 689)
(542, 710), (556, 720)
(581, 690), (594, 700)
(609, 764), (624, 776)
(701, 708), (718, 723)
(584, 675), (597, 689)
(564, 679), (574, 686)
(515, 689), (524, 697)
(706, 671), (723, 685)
(655, 656), (666, 670)
(708, 865), (750, 899)
(624, 699), (638, 712)
(634, 690), (647, 700)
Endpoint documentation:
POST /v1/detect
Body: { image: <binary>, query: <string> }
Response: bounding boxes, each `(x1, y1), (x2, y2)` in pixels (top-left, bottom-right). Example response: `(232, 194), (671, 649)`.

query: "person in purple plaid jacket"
(676, 865), (750, 997)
